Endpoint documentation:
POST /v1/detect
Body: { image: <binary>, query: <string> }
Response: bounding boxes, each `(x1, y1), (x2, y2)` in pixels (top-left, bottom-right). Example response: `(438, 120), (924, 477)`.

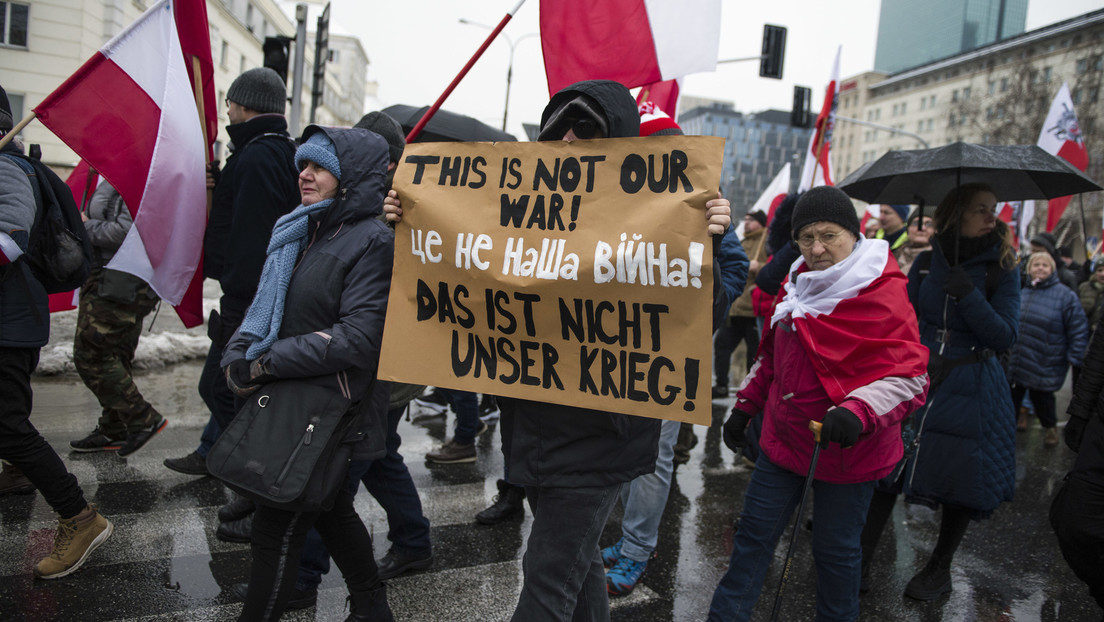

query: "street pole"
(289, 3), (308, 136)
(835, 115), (929, 148)
(460, 19), (537, 132)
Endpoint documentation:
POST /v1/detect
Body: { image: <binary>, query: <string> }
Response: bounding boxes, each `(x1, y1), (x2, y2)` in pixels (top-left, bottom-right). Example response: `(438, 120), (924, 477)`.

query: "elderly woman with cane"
(708, 186), (930, 622)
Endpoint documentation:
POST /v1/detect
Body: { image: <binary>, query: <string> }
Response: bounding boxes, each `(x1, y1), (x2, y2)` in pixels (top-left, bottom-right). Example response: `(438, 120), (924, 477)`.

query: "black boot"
(218, 494), (255, 523)
(904, 505), (970, 601)
(475, 479), (526, 524)
(345, 585), (394, 622)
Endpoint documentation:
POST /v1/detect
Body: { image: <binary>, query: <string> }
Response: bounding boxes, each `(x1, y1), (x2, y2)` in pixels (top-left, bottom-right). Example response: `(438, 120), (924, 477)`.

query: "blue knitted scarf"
(240, 198), (333, 360)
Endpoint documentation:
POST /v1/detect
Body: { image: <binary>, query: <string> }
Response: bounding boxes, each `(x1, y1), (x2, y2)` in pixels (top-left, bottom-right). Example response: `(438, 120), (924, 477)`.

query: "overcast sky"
(281, 0), (1103, 139)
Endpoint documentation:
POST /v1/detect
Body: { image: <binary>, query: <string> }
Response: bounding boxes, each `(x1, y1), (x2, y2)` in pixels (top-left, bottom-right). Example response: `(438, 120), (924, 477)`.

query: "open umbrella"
(382, 104), (517, 144)
(838, 142), (1101, 205)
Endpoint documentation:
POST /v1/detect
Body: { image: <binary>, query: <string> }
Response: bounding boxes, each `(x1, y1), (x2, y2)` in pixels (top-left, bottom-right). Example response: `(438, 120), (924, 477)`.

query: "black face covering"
(537, 95), (609, 142)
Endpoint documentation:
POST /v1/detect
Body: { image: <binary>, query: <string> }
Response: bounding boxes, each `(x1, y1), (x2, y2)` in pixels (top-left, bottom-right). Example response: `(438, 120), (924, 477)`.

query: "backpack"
(1, 148), (92, 293)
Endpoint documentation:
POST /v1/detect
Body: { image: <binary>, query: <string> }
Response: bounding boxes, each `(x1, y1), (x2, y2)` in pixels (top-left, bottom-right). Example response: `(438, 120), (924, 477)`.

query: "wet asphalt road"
(0, 360), (1100, 621)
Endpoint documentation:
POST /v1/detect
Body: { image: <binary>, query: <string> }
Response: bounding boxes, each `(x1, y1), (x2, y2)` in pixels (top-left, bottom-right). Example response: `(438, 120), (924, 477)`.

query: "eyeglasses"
(569, 118), (601, 140)
(796, 230), (847, 249)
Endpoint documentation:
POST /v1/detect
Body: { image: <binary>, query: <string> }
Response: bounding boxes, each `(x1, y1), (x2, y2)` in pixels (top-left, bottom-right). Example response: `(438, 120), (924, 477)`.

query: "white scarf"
(771, 237), (891, 327)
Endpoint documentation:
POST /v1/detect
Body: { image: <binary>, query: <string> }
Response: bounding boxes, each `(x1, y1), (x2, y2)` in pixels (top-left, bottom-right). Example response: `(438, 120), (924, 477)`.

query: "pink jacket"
(734, 314), (927, 484)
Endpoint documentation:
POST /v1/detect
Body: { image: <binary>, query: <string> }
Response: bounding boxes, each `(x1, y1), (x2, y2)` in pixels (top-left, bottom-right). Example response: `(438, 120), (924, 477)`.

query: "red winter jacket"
(734, 240), (929, 483)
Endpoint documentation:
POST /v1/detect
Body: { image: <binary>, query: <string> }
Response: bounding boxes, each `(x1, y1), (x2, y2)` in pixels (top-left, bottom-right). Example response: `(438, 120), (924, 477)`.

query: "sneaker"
(904, 560), (952, 600)
(475, 479), (526, 524)
(0, 462), (35, 496)
(711, 385), (729, 399)
(376, 547), (434, 580)
(606, 555), (649, 596)
(117, 417), (168, 458)
(232, 582), (317, 610)
(426, 439), (476, 464)
(413, 389), (450, 414)
(34, 504), (113, 579)
(479, 394), (500, 422)
(69, 428), (124, 453)
(163, 451), (209, 476)
(476, 420), (490, 436)
(1044, 427), (1060, 446)
(601, 537), (624, 568)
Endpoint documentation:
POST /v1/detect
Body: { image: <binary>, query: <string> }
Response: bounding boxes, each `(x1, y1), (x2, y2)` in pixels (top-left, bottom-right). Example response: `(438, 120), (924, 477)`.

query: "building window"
(900, 102), (906, 114)
(1000, 77), (1008, 92)
(892, 103), (899, 116)
(1043, 67), (1052, 82)
(927, 119), (933, 132)
(0, 1), (30, 48)
(1073, 88), (1082, 105)
(952, 89), (959, 102)
(245, 3), (254, 32)
(917, 120), (924, 132)
(962, 87), (971, 100)
(988, 80), (996, 95)
(920, 97), (926, 111)
(5, 91), (22, 129)
(220, 40), (229, 68)
(1077, 58), (1088, 73)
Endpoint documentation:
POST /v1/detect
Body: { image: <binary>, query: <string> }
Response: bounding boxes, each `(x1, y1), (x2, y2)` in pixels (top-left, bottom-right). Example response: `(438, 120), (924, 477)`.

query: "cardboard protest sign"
(379, 136), (725, 425)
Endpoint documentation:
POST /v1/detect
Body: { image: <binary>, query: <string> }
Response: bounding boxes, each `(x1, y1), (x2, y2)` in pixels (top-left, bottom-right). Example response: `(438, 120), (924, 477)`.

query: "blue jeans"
(707, 455), (874, 622)
(296, 406), (431, 591)
(439, 388), (480, 444)
(196, 417), (220, 457)
(513, 484), (622, 622)
(619, 419), (680, 562)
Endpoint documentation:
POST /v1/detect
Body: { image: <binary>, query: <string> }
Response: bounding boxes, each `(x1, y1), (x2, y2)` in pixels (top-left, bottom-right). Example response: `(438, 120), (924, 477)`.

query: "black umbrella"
(838, 141), (1101, 206)
(382, 104), (517, 144)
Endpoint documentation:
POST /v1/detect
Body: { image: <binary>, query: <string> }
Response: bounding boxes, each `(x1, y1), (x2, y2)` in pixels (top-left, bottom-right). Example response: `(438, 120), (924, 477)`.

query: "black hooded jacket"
(204, 114), (299, 320)
(755, 192), (802, 296)
(499, 81), (661, 488)
(223, 126), (395, 462)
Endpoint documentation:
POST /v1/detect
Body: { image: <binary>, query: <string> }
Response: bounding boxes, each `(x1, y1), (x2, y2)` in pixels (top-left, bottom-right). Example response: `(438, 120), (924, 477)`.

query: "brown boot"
(0, 462), (35, 496)
(34, 504), (113, 579)
(1016, 407), (1029, 431)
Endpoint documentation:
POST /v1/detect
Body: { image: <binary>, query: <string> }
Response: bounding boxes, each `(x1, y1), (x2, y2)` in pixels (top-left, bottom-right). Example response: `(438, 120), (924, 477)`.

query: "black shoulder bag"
(206, 378), (356, 512)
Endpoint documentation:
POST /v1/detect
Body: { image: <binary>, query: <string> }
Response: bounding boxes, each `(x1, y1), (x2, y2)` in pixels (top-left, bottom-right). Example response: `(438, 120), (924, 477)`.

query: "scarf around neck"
(240, 198), (333, 360)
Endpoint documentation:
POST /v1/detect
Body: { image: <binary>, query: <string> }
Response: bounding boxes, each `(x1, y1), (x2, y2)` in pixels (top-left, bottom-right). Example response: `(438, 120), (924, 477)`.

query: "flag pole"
(189, 55), (214, 216)
(406, 0), (527, 143)
(0, 112), (36, 150)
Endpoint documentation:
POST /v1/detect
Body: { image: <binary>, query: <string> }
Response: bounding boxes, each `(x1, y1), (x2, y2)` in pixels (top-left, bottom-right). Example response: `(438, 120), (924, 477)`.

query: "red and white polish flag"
(798, 46), (840, 192)
(1038, 82), (1089, 232)
(750, 162), (792, 227)
(541, 0), (720, 95)
(33, 0), (206, 307)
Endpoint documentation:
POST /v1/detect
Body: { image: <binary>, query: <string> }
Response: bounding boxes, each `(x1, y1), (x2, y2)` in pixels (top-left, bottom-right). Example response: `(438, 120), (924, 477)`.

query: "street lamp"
(459, 18), (538, 132)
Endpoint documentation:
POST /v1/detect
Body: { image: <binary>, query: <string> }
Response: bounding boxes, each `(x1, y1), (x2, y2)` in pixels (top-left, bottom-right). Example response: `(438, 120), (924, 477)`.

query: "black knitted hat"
(355, 111), (406, 164)
(227, 68), (286, 115)
(791, 186), (861, 239)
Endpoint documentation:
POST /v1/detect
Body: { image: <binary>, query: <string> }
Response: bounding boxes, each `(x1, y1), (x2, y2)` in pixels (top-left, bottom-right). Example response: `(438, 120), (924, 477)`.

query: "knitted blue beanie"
(889, 204), (910, 222)
(295, 131), (341, 180)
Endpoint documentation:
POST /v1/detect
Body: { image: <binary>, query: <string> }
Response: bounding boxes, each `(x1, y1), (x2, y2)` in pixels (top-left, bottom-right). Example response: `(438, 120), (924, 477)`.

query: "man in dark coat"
(164, 67), (299, 479)
(501, 80), (735, 622)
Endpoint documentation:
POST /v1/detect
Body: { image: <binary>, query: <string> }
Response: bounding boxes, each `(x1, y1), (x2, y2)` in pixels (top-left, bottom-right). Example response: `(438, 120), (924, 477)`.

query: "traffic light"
(263, 36), (292, 84)
(760, 25), (787, 80)
(792, 86), (812, 128)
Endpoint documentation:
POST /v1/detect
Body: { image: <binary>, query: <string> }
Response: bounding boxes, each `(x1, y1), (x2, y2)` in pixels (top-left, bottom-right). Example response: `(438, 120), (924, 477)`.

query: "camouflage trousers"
(73, 269), (161, 437)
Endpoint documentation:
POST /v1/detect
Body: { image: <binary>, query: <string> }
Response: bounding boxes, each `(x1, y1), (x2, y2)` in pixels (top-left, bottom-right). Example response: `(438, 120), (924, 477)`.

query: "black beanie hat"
(355, 111), (406, 164)
(0, 84), (12, 132)
(747, 210), (767, 228)
(227, 68), (287, 115)
(791, 186), (861, 239)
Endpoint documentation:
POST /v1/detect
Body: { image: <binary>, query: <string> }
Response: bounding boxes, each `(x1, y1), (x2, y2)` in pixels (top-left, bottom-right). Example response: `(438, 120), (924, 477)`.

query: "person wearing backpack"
(0, 84), (113, 579)
(69, 180), (165, 457)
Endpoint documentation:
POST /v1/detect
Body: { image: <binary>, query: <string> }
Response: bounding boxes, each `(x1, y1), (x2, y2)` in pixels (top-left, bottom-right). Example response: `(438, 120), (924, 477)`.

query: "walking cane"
(769, 420), (823, 622)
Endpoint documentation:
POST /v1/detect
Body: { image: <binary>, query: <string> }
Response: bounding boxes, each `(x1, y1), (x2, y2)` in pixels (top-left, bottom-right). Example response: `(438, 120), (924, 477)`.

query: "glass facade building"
(874, 0), (1027, 74)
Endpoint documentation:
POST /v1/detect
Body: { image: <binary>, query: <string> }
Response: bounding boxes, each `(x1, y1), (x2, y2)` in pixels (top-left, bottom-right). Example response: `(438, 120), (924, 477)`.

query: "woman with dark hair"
(898, 182), (1020, 600)
(222, 125), (396, 621)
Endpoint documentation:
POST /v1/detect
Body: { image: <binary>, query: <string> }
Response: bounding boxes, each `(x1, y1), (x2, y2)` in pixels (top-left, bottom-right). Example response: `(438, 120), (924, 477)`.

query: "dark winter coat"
(1079, 279), (1104, 328)
(204, 114), (298, 320)
(0, 141), (48, 348)
(1067, 313), (1104, 481)
(501, 80), (743, 487)
(223, 126), (395, 463)
(904, 236), (1020, 515)
(1007, 273), (1088, 392)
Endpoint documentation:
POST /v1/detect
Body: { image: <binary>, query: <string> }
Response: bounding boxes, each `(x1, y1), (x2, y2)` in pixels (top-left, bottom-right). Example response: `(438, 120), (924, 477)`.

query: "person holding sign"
(711, 186), (930, 622)
(385, 79), (737, 622)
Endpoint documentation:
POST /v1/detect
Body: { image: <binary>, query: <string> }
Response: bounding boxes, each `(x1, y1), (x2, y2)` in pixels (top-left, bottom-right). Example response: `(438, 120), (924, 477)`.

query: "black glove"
(723, 409), (753, 453)
(249, 357), (276, 385)
(1064, 415), (1088, 453)
(944, 267), (975, 299)
(226, 359), (259, 397)
(819, 407), (863, 449)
